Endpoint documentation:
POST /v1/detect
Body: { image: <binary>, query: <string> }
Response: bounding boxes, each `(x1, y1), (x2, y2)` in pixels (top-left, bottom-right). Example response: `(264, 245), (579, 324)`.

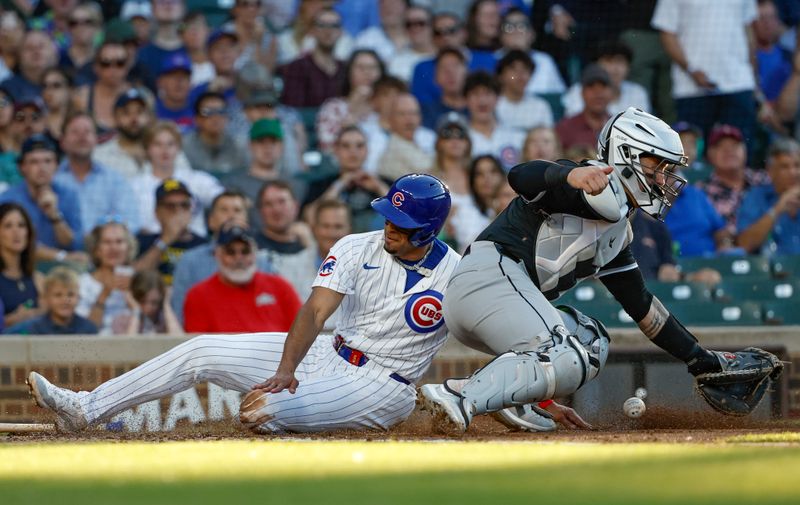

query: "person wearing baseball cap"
(132, 178), (206, 285)
(155, 52), (194, 131)
(183, 91), (248, 174)
(555, 63), (612, 153)
(120, 0), (153, 46)
(92, 88), (156, 180)
(221, 118), (285, 230)
(671, 121), (709, 174)
(700, 123), (771, 236)
(182, 220), (302, 333)
(186, 26), (239, 106)
(9, 95), (49, 152)
(0, 134), (84, 256)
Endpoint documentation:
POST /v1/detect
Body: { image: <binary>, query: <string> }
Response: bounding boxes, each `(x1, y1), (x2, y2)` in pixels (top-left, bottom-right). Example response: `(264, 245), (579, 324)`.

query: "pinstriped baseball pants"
(78, 333), (416, 433)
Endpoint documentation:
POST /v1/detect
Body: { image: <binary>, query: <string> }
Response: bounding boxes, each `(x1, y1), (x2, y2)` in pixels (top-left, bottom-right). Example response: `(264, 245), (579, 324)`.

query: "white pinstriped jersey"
(313, 231), (461, 383)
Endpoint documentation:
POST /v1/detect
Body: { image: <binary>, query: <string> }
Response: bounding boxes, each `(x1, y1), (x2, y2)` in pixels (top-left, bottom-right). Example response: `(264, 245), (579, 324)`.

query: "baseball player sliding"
(421, 108), (784, 433)
(28, 174), (468, 433)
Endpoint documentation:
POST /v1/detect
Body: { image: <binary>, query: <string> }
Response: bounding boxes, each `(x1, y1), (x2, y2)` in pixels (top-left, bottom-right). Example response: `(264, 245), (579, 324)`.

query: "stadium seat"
(712, 278), (800, 303)
(536, 92), (565, 122)
(668, 301), (763, 326)
(558, 281), (616, 305)
(186, 0), (231, 28)
(771, 255), (800, 279)
(762, 300), (800, 325)
(298, 107), (321, 151)
(646, 281), (713, 302)
(678, 255), (771, 279)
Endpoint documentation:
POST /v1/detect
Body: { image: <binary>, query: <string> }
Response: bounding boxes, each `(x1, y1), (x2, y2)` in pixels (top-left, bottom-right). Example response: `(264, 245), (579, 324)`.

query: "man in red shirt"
(183, 222), (301, 333)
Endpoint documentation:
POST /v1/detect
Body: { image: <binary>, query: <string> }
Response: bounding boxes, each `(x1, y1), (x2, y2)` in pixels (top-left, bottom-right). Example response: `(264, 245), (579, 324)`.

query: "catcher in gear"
(421, 107), (783, 432)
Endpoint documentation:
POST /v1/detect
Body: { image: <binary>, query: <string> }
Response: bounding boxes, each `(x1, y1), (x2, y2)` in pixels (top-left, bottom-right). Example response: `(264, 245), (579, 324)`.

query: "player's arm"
(252, 286), (344, 394)
(509, 160), (613, 201)
(598, 247), (712, 373)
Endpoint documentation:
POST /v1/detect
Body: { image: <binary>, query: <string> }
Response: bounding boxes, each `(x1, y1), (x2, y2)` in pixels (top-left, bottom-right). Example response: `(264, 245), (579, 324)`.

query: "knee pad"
(459, 306), (610, 417)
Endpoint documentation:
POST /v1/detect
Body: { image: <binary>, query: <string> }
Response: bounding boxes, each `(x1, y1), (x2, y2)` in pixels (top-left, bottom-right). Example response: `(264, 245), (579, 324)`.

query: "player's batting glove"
(693, 347), (784, 416)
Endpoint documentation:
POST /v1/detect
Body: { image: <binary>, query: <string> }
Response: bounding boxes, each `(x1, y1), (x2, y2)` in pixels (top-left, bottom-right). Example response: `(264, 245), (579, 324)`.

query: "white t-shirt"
(360, 113), (436, 174)
(651, 0), (757, 98)
(388, 48), (434, 84)
(561, 80), (652, 117)
(313, 231), (460, 382)
(353, 26), (404, 63)
(468, 125), (526, 170)
(75, 273), (130, 335)
(496, 95), (554, 132)
(448, 192), (491, 254)
(526, 50), (567, 95)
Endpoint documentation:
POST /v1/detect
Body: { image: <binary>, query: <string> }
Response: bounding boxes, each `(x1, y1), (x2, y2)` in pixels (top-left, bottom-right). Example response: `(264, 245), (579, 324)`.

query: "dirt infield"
(3, 407), (799, 445)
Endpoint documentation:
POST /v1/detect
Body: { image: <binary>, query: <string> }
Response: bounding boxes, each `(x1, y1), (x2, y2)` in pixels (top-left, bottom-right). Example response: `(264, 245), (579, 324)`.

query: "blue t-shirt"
(155, 97), (195, 134)
(664, 185), (725, 257)
(411, 50), (496, 106)
(25, 314), (98, 335)
(737, 184), (800, 255)
(0, 181), (83, 250)
(757, 46), (792, 101)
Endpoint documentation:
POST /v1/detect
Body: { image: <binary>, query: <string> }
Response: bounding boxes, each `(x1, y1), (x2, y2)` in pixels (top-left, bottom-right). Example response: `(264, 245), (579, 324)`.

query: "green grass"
(1, 439), (799, 505)
(726, 432), (800, 444)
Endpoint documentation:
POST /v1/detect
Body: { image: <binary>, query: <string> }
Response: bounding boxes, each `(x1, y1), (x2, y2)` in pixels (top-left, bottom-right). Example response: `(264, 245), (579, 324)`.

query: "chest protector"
(534, 171), (632, 293)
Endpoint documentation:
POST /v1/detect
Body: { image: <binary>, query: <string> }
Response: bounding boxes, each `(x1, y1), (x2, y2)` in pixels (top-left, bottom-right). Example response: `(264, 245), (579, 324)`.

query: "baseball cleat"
(27, 372), (88, 433)
(491, 404), (557, 432)
(419, 383), (471, 433)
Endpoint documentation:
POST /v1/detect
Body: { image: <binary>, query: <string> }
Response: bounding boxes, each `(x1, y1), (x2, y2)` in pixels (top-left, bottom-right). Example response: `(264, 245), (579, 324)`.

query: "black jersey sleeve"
(508, 160), (577, 201)
(597, 259), (652, 322)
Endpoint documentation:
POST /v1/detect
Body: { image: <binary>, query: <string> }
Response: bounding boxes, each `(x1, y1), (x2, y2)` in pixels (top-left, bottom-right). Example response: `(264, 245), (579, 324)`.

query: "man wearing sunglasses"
(183, 91), (247, 175)
(8, 96), (50, 153)
(421, 108), (784, 432)
(133, 178), (206, 285)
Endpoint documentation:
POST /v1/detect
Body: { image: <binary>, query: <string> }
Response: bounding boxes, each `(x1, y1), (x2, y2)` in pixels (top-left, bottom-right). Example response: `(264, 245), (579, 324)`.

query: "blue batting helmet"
(371, 174), (451, 247)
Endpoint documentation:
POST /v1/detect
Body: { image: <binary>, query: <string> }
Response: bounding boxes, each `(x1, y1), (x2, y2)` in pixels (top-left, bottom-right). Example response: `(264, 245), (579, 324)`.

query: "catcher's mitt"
(694, 347), (784, 416)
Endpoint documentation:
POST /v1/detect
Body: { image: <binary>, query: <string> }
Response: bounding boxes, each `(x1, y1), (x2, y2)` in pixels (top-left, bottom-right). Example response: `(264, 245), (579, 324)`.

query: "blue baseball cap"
(114, 88), (147, 110)
(206, 27), (238, 49)
(159, 52), (192, 77)
(19, 134), (57, 161)
(216, 223), (255, 246)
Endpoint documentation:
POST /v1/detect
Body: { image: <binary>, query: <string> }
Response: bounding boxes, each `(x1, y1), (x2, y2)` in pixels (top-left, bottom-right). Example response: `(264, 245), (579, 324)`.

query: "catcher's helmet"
(371, 173), (451, 247)
(597, 107), (688, 220)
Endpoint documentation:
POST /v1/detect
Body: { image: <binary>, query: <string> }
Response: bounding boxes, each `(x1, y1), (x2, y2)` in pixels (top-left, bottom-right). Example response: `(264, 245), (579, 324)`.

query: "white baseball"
(635, 387), (648, 400)
(623, 397), (646, 418)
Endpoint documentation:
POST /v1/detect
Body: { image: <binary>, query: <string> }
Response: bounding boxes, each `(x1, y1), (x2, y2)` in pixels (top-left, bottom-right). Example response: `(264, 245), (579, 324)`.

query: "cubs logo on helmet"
(318, 255), (337, 276)
(404, 290), (445, 333)
(391, 192), (405, 207)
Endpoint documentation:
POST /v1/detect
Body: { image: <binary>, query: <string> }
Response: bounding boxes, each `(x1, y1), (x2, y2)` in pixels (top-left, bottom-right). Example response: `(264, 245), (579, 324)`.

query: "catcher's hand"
(694, 347), (784, 416)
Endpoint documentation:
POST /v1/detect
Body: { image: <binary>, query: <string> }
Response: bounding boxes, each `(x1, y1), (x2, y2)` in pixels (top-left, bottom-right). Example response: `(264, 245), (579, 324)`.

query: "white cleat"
(491, 404), (557, 432)
(27, 372), (89, 433)
(419, 383), (471, 434)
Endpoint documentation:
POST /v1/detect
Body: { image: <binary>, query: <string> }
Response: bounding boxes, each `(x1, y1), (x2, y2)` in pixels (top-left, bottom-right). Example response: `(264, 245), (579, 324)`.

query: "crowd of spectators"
(1, 0), (799, 335)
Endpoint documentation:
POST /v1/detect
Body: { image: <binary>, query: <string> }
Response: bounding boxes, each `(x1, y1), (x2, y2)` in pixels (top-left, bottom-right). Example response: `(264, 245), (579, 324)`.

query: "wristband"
(54, 250), (67, 262)
(155, 239), (168, 251)
(538, 399), (554, 409)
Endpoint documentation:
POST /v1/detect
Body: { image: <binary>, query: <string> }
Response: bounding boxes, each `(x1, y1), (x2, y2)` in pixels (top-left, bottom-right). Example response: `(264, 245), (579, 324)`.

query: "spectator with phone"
(76, 220), (138, 334)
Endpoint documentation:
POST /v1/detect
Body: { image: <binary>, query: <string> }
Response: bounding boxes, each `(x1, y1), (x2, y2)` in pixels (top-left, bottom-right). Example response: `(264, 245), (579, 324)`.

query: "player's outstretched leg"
(27, 333), (290, 432)
(27, 372), (88, 432)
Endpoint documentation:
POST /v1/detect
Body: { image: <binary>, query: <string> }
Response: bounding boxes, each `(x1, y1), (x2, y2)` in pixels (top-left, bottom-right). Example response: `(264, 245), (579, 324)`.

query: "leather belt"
(333, 336), (411, 385)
